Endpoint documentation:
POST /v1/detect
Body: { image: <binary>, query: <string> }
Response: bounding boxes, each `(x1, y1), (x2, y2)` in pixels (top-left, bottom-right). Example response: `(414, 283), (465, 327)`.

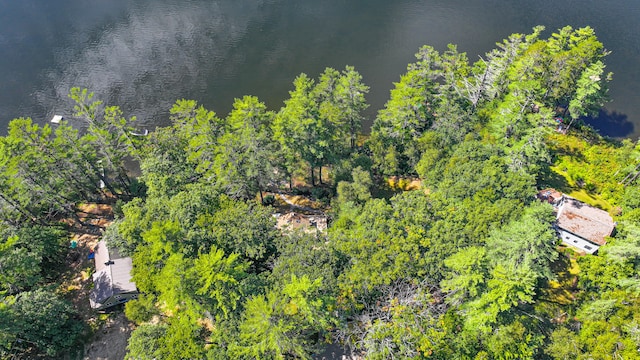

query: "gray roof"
(556, 197), (615, 246)
(90, 240), (137, 308)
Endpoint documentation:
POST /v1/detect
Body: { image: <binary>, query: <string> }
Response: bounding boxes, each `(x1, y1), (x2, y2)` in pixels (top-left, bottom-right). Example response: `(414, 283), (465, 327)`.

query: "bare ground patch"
(82, 311), (133, 360)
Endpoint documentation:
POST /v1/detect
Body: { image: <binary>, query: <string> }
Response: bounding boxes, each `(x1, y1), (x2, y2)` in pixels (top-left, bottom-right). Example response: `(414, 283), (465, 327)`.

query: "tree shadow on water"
(583, 109), (634, 138)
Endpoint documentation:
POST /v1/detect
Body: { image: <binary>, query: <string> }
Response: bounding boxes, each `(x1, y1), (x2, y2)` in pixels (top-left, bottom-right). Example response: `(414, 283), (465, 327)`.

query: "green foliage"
(166, 99), (224, 184)
(484, 321), (543, 360)
(194, 246), (249, 319)
(369, 45), (446, 175)
(214, 96), (277, 200)
(548, 133), (631, 207)
(70, 87), (143, 198)
(429, 140), (536, 202)
(331, 193), (432, 295)
(336, 166), (373, 206)
(545, 327), (582, 359)
(441, 246), (488, 305)
(131, 220), (182, 294)
(231, 275), (332, 359)
(0, 289), (84, 358)
(0, 225), (67, 294)
(157, 315), (207, 360)
(0, 118), (99, 223)
(271, 231), (344, 294)
(139, 125), (200, 198)
(461, 263), (538, 333)
(127, 314), (207, 360)
(0, 247), (40, 294)
(204, 196), (278, 270)
(486, 202), (559, 280)
(273, 67), (369, 186)
(126, 323), (167, 360)
(544, 26), (609, 108)
(124, 294), (158, 325)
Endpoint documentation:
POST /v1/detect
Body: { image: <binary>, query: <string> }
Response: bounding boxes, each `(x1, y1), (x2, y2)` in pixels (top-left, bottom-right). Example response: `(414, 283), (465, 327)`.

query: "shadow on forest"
(583, 109), (634, 138)
(537, 164), (571, 194)
(540, 250), (579, 306)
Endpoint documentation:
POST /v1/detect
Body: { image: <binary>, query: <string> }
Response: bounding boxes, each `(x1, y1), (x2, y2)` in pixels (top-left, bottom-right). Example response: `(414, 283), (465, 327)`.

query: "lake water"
(1, 0), (639, 138)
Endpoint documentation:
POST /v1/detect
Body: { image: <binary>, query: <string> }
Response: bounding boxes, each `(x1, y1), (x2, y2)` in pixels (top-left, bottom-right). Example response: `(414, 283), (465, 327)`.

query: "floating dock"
(129, 129), (149, 136)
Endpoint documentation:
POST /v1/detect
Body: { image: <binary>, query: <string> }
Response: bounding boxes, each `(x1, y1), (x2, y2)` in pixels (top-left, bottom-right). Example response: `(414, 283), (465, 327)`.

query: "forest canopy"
(1, 26), (640, 359)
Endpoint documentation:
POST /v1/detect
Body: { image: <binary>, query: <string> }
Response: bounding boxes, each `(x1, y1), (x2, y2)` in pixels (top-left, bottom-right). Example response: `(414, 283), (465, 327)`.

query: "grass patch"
(541, 251), (581, 306)
(81, 267), (94, 281)
(566, 189), (612, 212)
(287, 194), (319, 207)
(545, 132), (632, 210)
(387, 176), (422, 191)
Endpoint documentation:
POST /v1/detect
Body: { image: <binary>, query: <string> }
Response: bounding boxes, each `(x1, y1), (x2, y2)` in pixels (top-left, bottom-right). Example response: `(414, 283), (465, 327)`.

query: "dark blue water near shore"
(1, 0), (639, 137)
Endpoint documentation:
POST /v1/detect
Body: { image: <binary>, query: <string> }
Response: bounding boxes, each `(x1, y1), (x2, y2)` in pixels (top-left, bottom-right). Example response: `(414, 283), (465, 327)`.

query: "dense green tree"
(0, 246), (40, 294)
(335, 66), (369, 148)
(567, 60), (611, 130)
(124, 293), (159, 325)
(273, 67), (369, 186)
(131, 220), (183, 294)
(138, 125), (200, 198)
(271, 231), (344, 294)
(543, 26), (608, 108)
(69, 88), (143, 198)
(440, 246), (488, 306)
(369, 46), (441, 175)
(331, 191), (434, 297)
(203, 195), (279, 272)
(214, 96), (277, 201)
(545, 327), (582, 359)
(462, 263), (538, 333)
(273, 73), (325, 186)
(486, 202), (558, 281)
(418, 139), (535, 275)
(0, 289), (84, 358)
(335, 166), (373, 206)
(0, 119), (86, 223)
(370, 44), (475, 176)
(463, 27), (545, 110)
(0, 224), (67, 294)
(157, 315), (207, 360)
(231, 275), (333, 359)
(125, 323), (167, 360)
(312, 66), (370, 169)
(193, 246), (249, 319)
(483, 320), (544, 360)
(169, 99), (225, 178)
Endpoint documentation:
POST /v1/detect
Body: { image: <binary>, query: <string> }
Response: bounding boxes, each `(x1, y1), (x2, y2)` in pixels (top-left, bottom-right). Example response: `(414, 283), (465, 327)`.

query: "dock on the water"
(129, 129), (149, 136)
(50, 115), (63, 124)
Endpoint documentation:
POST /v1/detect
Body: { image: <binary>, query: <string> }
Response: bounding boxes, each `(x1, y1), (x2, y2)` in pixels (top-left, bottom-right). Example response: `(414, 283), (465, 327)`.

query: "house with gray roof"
(89, 240), (139, 310)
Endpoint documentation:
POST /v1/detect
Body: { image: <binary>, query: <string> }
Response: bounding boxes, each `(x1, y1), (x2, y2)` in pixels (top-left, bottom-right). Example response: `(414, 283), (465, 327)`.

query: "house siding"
(94, 292), (139, 311)
(558, 229), (599, 254)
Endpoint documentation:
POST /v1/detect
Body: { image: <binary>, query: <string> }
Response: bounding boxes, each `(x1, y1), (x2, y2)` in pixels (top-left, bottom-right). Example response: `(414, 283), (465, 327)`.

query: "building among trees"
(90, 240), (139, 310)
(539, 189), (616, 254)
